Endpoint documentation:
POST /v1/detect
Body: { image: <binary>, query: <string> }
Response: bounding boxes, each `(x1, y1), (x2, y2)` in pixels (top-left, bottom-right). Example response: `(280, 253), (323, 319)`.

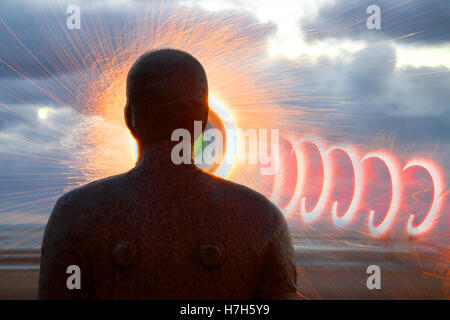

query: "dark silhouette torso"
(39, 157), (297, 299)
(39, 49), (297, 299)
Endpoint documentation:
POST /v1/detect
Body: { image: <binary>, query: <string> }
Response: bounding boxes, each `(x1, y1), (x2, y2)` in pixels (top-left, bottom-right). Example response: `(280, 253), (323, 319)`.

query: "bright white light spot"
(209, 93), (233, 121)
(268, 38), (366, 61)
(208, 94), (238, 178)
(183, 0), (450, 68)
(131, 137), (138, 160)
(37, 107), (50, 120)
(182, 0), (357, 61)
(180, 0), (237, 11)
(395, 44), (450, 68)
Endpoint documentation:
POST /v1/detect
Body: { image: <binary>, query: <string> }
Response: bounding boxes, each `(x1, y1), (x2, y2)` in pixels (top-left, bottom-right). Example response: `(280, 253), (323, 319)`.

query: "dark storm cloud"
(0, 66), (90, 108)
(0, 1), (75, 80)
(0, 76), (63, 107)
(1, 0), (448, 136)
(354, 116), (450, 144)
(0, 0), (132, 105)
(0, 0), (179, 108)
(0, 0), (449, 227)
(0, 101), (82, 223)
(304, 0), (450, 44)
(0, 0), (147, 80)
(336, 45), (450, 118)
(271, 40), (450, 147)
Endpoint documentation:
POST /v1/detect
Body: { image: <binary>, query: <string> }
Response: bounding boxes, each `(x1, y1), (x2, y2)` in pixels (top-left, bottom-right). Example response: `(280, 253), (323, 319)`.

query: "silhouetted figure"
(38, 49), (297, 299)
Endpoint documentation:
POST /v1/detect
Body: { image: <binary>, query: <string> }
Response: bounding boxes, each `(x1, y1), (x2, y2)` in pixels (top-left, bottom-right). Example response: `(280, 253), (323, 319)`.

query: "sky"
(0, 0), (449, 227)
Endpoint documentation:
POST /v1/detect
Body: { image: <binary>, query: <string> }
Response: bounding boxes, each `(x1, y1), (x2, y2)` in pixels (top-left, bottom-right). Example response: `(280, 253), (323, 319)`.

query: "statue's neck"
(135, 140), (194, 170)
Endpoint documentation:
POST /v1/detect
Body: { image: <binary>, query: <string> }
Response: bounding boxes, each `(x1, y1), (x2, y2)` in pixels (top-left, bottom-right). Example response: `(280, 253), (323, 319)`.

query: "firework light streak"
(361, 152), (401, 236)
(0, 1), (448, 298)
(403, 159), (445, 236)
(329, 145), (362, 228)
(0, 2), (314, 249)
(74, 5), (293, 184)
(0, 2), (447, 239)
(271, 138), (446, 237)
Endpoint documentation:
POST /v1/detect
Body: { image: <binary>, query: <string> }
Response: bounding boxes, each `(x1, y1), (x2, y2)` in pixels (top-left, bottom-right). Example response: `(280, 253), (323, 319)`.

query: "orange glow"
(75, 8), (287, 184)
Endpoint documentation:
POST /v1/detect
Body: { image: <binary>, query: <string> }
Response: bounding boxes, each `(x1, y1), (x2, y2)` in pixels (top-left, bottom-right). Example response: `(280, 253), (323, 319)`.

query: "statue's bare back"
(38, 49), (297, 299)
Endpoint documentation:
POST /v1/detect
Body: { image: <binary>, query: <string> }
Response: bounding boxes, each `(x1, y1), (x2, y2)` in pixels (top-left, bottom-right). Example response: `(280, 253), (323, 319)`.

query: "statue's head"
(125, 49), (209, 146)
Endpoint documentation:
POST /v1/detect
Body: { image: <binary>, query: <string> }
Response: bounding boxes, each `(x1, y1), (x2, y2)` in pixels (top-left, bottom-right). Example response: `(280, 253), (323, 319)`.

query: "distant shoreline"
(0, 225), (447, 299)
(0, 252), (446, 300)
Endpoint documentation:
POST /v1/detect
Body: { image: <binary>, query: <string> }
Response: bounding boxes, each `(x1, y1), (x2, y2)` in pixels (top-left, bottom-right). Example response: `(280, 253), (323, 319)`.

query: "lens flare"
(206, 94), (238, 178)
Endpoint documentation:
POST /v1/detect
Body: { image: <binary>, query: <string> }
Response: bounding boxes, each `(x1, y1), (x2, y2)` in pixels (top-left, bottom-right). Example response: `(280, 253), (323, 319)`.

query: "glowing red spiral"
(271, 136), (446, 237)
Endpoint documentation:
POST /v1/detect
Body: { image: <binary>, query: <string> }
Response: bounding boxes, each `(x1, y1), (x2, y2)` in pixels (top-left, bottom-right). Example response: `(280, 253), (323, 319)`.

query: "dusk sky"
(0, 0), (449, 227)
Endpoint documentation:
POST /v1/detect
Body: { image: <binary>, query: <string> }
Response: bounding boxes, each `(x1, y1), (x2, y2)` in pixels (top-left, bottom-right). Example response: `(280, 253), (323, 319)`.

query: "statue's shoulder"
(203, 172), (286, 235)
(49, 173), (129, 228)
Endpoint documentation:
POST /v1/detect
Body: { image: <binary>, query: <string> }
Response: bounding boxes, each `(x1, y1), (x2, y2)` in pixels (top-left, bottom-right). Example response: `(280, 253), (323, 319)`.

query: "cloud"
(265, 40), (450, 149)
(0, 0), (448, 227)
(337, 45), (450, 117)
(0, 0), (150, 80)
(307, 0), (450, 45)
(182, 0), (450, 68)
(394, 44), (450, 68)
(181, 0), (342, 60)
(0, 103), (84, 221)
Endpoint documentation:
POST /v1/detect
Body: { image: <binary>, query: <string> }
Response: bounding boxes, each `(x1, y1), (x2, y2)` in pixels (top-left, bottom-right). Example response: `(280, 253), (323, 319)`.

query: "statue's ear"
(125, 101), (136, 137)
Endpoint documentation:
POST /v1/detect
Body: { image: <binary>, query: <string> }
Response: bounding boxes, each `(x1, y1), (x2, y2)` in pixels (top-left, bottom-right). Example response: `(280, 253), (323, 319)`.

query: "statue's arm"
(254, 215), (299, 300)
(38, 196), (86, 300)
